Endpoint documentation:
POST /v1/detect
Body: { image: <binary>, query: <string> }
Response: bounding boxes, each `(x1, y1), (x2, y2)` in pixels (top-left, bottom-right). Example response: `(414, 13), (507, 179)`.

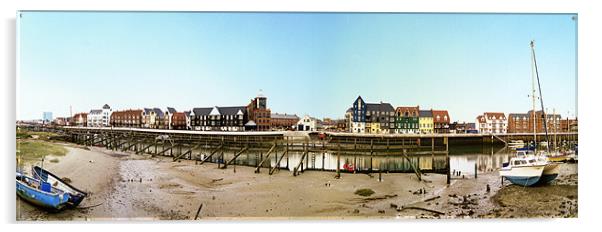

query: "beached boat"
(16, 172), (73, 211)
(32, 166), (87, 207)
(500, 152), (546, 187)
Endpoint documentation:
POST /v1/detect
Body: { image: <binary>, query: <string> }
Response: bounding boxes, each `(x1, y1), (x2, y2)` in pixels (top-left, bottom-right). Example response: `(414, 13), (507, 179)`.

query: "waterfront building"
(142, 108), (167, 129)
(560, 118), (578, 132)
(88, 104), (112, 127)
(184, 111), (191, 130)
(296, 115), (321, 131)
(527, 110), (562, 134)
(42, 112), (53, 123)
(395, 106), (420, 134)
(52, 117), (70, 126)
(345, 107), (353, 133)
(475, 112), (507, 134)
(171, 112), (188, 130)
(72, 113), (87, 127)
(349, 96), (395, 134)
(190, 106), (247, 131)
(165, 107), (177, 130)
(271, 113), (299, 130)
(190, 107), (213, 131)
(247, 92), (271, 131)
(508, 113), (530, 133)
(449, 121), (476, 134)
(419, 110), (434, 134)
(110, 109), (144, 128)
(432, 110), (450, 134)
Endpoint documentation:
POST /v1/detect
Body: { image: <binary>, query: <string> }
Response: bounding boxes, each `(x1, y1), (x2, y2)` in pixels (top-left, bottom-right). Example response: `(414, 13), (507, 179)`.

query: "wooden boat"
(32, 166), (87, 208)
(16, 172), (72, 211)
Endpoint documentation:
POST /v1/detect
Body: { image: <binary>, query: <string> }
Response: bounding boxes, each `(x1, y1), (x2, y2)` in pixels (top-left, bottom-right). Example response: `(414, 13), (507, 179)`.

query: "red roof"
(483, 112), (506, 120)
(396, 106), (419, 117)
(432, 110), (450, 123)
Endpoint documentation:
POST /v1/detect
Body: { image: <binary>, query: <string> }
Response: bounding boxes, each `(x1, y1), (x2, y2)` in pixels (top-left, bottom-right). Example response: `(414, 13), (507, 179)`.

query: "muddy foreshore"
(16, 141), (578, 220)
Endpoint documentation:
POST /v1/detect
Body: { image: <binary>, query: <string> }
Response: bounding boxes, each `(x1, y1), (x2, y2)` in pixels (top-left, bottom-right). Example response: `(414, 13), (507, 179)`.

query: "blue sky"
(17, 12), (577, 122)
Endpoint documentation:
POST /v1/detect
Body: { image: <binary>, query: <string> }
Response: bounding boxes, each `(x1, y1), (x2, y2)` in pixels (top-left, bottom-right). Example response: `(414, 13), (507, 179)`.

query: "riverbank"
(16, 140), (578, 220)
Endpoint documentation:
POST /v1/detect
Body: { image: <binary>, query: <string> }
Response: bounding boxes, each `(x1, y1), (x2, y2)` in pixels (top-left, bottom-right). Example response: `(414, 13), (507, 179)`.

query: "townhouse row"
(345, 96), (451, 134)
(475, 111), (578, 134)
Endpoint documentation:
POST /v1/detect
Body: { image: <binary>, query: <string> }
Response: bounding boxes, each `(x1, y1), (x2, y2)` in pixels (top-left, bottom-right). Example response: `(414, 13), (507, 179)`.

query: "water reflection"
(201, 145), (512, 174)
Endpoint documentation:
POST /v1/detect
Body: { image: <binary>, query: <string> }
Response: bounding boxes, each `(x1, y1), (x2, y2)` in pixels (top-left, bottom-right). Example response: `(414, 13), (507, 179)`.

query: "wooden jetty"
(19, 125), (578, 181)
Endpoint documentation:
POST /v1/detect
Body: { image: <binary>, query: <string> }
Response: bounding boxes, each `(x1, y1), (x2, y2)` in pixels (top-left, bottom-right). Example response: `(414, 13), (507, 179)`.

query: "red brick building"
(560, 118), (578, 132)
(271, 113), (299, 130)
(508, 111), (563, 133)
(508, 113), (530, 133)
(110, 109), (144, 128)
(171, 112), (188, 130)
(247, 93), (271, 131)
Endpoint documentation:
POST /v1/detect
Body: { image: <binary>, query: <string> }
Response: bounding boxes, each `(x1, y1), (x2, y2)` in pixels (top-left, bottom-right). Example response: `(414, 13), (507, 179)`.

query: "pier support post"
(474, 163), (478, 179)
(336, 144), (341, 179)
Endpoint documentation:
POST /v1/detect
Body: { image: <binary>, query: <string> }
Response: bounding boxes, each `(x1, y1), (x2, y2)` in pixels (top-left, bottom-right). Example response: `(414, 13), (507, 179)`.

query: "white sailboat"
(500, 41), (559, 186)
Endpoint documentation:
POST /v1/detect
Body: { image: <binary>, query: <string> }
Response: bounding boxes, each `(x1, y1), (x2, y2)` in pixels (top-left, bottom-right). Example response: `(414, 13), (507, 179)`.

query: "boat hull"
(503, 176), (542, 187)
(16, 179), (70, 211)
(500, 165), (545, 187)
(535, 163), (560, 185)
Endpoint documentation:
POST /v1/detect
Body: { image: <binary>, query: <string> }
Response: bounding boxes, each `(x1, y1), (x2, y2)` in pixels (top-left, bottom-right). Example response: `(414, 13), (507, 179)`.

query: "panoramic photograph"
(15, 11), (577, 220)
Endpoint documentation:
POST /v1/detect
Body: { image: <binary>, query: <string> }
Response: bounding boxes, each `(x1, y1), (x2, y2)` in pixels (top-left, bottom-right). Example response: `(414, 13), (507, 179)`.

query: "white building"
(476, 112), (507, 134)
(351, 122), (366, 133)
(296, 115), (320, 131)
(88, 104), (112, 127)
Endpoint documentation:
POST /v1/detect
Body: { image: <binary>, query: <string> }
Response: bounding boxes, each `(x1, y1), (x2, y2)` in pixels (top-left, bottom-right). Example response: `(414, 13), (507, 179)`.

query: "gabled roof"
(191, 107), (213, 116)
(366, 103), (395, 112)
(89, 109), (102, 114)
(483, 112), (506, 120)
(419, 110), (432, 117)
(102, 104), (110, 109)
(209, 106), (221, 116)
(396, 106), (420, 116)
(218, 106), (247, 116)
(432, 110), (450, 123)
(153, 108), (164, 117)
(143, 108), (153, 115)
(166, 107), (176, 114)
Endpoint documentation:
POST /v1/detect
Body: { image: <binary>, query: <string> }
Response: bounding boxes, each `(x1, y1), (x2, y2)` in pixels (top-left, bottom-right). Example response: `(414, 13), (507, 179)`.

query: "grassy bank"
(16, 140), (68, 164)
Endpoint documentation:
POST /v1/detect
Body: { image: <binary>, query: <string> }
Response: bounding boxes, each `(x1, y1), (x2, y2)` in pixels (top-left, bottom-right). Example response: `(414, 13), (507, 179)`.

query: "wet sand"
(16, 142), (578, 220)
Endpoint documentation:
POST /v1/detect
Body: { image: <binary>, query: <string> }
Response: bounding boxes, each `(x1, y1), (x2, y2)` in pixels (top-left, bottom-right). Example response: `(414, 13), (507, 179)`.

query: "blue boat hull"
(16, 180), (70, 211)
(535, 173), (559, 185)
(504, 175), (541, 187)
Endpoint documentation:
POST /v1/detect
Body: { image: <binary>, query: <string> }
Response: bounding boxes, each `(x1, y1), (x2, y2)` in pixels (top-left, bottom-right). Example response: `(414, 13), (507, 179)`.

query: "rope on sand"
(77, 201), (105, 209)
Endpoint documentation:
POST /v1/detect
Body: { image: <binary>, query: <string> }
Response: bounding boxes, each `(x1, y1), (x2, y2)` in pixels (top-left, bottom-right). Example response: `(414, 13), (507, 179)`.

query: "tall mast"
(530, 41), (537, 148)
(530, 40), (551, 153)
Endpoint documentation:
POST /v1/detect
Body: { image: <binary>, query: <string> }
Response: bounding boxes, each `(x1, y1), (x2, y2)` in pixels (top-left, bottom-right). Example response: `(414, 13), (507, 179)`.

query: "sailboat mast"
(530, 40), (551, 153)
(531, 41), (537, 148)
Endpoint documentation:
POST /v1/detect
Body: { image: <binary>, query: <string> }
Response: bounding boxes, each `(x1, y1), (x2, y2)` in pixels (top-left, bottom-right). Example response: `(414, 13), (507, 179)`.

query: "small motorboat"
(32, 166), (87, 208)
(16, 172), (73, 211)
(500, 151), (545, 187)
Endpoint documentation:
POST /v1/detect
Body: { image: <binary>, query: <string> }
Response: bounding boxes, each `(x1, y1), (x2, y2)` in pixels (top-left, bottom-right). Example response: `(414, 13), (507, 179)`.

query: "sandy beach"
(16, 141), (578, 220)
